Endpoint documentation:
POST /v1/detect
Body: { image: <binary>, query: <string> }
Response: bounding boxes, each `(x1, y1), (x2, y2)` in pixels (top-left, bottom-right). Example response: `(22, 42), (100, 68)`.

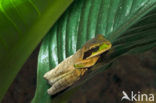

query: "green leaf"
(35, 0), (156, 102)
(0, 0), (73, 101)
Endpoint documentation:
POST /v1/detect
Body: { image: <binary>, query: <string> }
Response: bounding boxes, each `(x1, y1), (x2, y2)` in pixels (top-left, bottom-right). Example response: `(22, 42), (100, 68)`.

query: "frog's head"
(82, 34), (112, 59)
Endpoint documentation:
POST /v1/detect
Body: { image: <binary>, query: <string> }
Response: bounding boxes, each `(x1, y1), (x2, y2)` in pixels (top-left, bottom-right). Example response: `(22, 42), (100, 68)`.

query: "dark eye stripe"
(83, 46), (99, 59)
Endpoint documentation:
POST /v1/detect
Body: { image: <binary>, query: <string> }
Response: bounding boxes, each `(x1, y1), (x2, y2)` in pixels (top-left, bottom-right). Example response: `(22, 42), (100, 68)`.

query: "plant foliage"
(34, 0), (156, 102)
(0, 0), (73, 101)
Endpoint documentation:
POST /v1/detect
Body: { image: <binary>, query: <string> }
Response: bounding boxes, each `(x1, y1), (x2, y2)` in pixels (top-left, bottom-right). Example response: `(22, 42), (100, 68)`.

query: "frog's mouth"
(83, 43), (111, 59)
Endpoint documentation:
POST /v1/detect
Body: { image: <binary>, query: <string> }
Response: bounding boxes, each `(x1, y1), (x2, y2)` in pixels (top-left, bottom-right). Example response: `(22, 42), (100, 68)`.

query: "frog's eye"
(83, 46), (99, 59)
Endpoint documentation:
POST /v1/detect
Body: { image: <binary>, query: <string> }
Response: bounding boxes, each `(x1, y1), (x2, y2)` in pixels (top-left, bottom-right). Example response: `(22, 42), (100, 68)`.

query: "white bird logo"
(121, 91), (131, 101)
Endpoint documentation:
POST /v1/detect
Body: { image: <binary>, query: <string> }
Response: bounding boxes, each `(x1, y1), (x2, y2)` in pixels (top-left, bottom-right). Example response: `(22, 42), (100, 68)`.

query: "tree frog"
(44, 34), (112, 95)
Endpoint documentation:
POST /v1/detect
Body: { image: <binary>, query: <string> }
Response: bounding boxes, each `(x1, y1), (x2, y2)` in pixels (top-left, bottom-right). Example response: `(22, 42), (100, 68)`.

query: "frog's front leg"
(74, 56), (100, 69)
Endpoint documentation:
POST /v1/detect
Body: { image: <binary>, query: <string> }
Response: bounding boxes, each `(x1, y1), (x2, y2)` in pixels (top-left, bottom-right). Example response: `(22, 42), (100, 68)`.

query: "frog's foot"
(74, 56), (99, 69)
(46, 68), (87, 95)
(47, 70), (76, 95)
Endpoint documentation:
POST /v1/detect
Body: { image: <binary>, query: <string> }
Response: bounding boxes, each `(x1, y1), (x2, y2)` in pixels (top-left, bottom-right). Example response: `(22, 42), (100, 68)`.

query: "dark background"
(2, 44), (156, 103)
